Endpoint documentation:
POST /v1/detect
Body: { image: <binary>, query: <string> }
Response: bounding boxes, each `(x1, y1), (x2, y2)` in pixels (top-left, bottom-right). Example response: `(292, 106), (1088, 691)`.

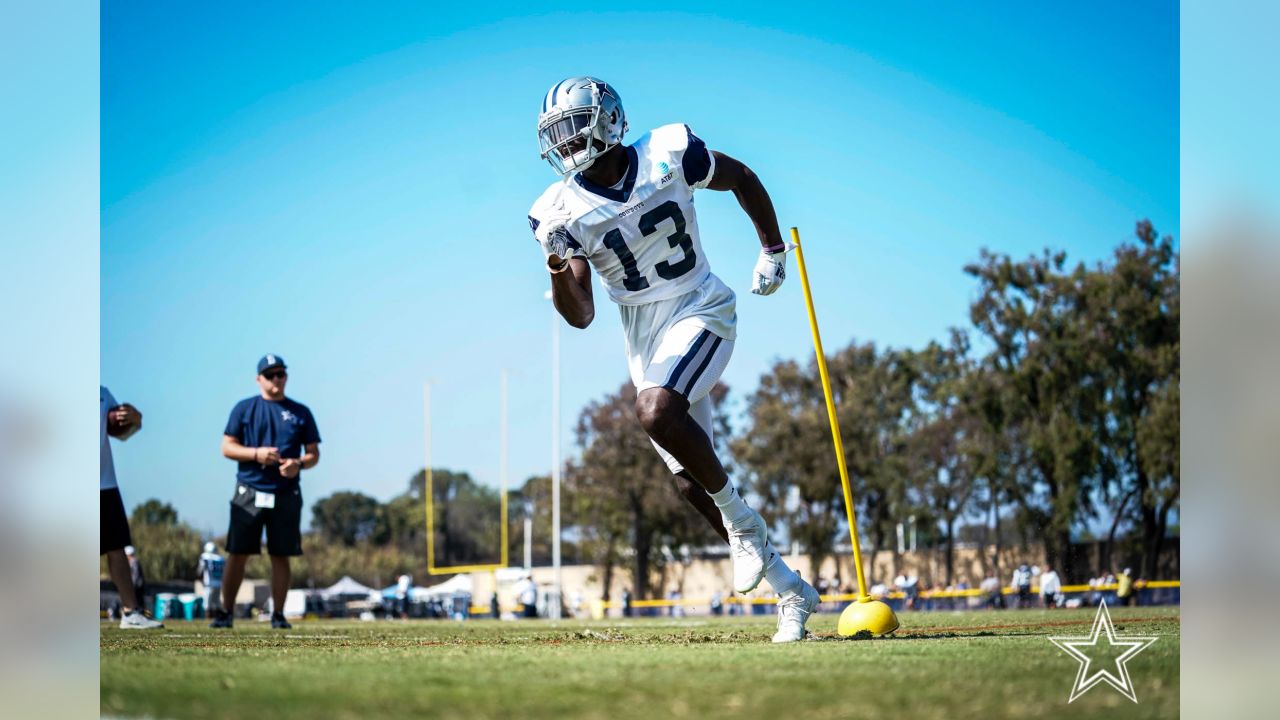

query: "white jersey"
(199, 552), (225, 587)
(528, 123), (737, 354)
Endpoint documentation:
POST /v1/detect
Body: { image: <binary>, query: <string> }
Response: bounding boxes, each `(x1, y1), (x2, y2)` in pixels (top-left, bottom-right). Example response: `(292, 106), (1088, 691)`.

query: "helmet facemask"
(538, 78), (626, 176)
(539, 106), (604, 175)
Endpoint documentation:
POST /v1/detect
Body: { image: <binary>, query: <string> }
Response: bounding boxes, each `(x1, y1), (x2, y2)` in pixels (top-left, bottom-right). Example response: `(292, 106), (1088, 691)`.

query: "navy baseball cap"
(257, 354), (287, 374)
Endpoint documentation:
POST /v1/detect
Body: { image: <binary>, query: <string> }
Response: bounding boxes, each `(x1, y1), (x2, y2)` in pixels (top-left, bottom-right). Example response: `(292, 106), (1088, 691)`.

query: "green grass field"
(101, 606), (1179, 719)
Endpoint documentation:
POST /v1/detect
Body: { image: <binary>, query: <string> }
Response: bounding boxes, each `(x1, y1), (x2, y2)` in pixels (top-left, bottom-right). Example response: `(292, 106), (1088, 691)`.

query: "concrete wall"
(469, 541), (1177, 608)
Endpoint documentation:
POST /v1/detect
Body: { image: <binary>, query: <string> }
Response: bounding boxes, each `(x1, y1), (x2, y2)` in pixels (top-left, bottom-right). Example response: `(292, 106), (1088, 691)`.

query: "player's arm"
(706, 151), (790, 296)
(532, 201), (595, 328)
(706, 151), (785, 252)
(551, 257), (595, 329)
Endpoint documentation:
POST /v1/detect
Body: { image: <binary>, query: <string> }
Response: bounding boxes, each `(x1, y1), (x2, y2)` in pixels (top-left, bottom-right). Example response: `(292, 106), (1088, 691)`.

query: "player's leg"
(672, 471), (728, 544)
(640, 329), (818, 640)
(674, 460), (816, 639)
(634, 326), (771, 594)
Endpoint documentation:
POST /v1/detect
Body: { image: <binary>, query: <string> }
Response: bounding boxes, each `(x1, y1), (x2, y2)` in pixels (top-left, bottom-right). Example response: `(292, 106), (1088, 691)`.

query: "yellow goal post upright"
(423, 374), (509, 576)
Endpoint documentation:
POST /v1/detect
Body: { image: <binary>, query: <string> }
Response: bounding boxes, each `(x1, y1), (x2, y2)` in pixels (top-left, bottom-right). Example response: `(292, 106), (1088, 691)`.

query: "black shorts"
(100, 487), (133, 555)
(226, 484), (303, 557)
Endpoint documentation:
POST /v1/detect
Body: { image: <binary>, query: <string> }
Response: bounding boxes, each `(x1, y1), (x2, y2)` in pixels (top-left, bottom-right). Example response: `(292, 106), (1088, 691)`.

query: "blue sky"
(101, 2), (1178, 533)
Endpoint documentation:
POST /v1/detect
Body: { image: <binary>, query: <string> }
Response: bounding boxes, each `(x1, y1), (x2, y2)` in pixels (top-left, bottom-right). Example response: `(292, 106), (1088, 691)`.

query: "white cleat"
(119, 611), (164, 630)
(772, 580), (820, 643)
(727, 508), (769, 594)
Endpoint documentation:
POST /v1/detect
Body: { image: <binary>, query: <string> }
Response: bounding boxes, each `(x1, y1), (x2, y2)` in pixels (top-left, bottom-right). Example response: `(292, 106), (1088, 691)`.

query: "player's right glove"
(534, 200), (575, 272)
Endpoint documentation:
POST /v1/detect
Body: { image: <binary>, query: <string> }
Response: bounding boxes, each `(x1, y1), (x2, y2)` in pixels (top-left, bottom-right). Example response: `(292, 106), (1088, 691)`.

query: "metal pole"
(522, 512), (532, 568)
(500, 369), (509, 568)
(424, 382), (434, 574)
(551, 304), (563, 619)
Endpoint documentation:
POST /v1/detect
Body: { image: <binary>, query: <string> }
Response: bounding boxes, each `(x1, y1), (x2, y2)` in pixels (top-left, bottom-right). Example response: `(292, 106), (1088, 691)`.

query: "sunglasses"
(263, 370), (288, 381)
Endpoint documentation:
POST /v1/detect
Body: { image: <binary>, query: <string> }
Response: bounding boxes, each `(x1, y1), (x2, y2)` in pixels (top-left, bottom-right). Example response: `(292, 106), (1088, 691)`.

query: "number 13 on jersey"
(601, 200), (697, 291)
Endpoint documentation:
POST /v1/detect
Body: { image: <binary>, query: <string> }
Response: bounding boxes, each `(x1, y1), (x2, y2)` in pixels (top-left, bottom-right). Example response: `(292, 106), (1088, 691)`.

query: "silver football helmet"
(537, 76), (628, 175)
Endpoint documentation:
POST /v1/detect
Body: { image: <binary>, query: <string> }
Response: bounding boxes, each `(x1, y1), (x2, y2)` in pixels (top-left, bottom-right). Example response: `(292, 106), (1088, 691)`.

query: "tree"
(125, 500), (202, 582)
(129, 499), (179, 527)
(903, 337), (980, 586)
(507, 473), (570, 567)
(965, 247), (1109, 574)
(1085, 221), (1180, 578)
(311, 491), (385, 547)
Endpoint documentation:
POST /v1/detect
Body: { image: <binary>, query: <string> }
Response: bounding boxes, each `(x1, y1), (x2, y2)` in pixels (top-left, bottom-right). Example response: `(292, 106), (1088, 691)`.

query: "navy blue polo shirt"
(224, 396), (321, 491)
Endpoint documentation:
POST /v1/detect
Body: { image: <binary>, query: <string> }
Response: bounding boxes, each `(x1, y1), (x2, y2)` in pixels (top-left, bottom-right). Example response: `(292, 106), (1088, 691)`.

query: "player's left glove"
(751, 244), (790, 296)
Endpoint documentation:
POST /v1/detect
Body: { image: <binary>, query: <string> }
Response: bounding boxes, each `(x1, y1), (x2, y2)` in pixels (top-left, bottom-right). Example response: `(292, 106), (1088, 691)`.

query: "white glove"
(751, 245), (790, 295)
(534, 201), (575, 271)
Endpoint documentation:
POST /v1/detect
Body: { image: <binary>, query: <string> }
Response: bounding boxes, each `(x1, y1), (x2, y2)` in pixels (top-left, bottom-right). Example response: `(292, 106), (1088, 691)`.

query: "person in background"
(1116, 567), (1135, 606)
(980, 573), (1003, 609)
(212, 354), (321, 630)
(1039, 564), (1063, 608)
(100, 387), (161, 629)
(1012, 564), (1033, 608)
(196, 542), (225, 617)
(894, 573), (920, 610)
(395, 574), (413, 619)
(514, 572), (538, 618)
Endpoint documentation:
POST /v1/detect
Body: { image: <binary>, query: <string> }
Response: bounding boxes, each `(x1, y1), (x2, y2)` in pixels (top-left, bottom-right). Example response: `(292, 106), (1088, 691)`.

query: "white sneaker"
(772, 580), (820, 643)
(120, 611), (164, 630)
(726, 508), (768, 593)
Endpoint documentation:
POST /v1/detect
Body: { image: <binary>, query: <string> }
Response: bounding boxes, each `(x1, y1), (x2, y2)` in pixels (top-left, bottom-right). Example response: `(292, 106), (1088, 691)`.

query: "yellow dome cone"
(838, 597), (900, 638)
(792, 227), (900, 638)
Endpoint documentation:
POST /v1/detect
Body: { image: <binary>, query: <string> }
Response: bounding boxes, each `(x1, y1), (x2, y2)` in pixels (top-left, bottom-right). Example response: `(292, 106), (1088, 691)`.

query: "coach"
(211, 354), (321, 630)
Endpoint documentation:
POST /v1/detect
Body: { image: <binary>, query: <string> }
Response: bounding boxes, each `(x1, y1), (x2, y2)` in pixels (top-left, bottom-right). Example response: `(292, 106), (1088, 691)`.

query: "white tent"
(322, 575), (376, 599)
(412, 573), (474, 601)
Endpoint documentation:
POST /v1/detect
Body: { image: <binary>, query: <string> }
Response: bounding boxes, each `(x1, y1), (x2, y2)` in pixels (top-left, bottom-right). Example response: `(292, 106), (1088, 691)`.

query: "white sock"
(763, 541), (802, 596)
(709, 483), (753, 526)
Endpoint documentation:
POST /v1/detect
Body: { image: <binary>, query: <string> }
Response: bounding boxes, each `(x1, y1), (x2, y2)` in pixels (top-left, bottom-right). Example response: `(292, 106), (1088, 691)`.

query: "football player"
(528, 77), (819, 642)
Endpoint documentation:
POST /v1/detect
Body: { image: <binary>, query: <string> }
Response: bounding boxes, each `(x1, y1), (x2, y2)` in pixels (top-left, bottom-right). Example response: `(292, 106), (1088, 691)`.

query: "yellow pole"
(790, 227), (870, 601)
